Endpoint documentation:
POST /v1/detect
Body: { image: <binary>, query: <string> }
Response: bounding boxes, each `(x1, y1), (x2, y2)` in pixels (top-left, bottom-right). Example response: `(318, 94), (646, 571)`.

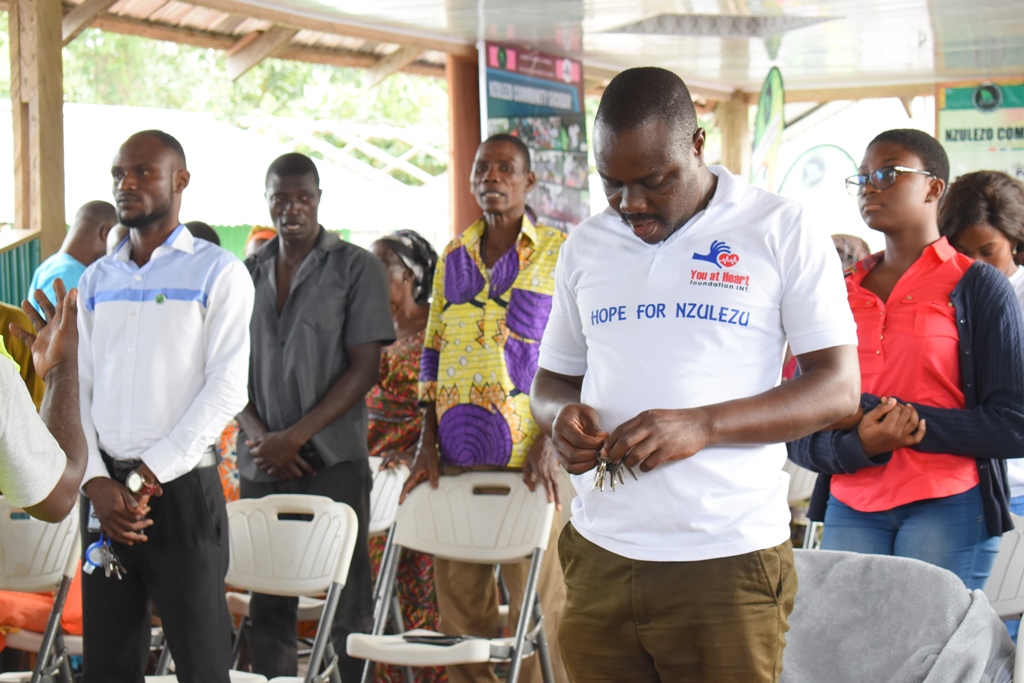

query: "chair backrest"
(783, 549), (1013, 683)
(394, 471), (555, 564)
(0, 497), (79, 593)
(783, 459), (818, 506)
(985, 513), (1024, 619)
(225, 494), (358, 598)
(367, 456), (410, 537)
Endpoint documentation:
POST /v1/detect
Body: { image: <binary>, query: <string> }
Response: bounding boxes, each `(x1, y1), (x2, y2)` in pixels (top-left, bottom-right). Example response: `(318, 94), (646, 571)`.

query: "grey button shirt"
(238, 228), (396, 483)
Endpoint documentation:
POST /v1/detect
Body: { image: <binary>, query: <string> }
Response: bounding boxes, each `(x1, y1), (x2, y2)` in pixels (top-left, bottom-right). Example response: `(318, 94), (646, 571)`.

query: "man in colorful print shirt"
(401, 134), (568, 683)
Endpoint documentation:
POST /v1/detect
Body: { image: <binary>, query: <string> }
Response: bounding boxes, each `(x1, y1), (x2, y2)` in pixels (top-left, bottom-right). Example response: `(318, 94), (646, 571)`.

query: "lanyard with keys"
(84, 533), (127, 580)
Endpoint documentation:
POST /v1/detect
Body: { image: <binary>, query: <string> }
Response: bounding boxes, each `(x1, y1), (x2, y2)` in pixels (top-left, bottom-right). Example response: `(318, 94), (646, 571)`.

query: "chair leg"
(323, 641), (342, 683)
(389, 596), (404, 633)
(804, 521), (823, 550)
(307, 586), (344, 683)
(361, 537), (403, 683)
(385, 596), (415, 683)
(506, 548), (545, 683)
(496, 564), (511, 606)
(532, 595), (554, 683)
(230, 616), (248, 669)
(30, 574), (72, 683)
(359, 658), (374, 683)
(371, 533), (402, 636)
(154, 640), (174, 674)
(55, 632), (73, 683)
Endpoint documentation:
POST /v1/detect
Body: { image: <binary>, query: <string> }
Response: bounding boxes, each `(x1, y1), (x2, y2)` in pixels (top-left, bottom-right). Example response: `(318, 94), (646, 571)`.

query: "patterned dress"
(367, 330), (447, 683)
(217, 420), (241, 503)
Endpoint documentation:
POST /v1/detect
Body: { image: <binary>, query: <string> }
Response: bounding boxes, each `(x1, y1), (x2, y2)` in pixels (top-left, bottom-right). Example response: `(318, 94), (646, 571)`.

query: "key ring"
(84, 533), (109, 575)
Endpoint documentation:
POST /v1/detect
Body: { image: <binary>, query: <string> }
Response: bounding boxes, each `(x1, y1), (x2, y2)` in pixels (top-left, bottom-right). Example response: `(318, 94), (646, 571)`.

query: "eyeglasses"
(845, 166), (937, 196)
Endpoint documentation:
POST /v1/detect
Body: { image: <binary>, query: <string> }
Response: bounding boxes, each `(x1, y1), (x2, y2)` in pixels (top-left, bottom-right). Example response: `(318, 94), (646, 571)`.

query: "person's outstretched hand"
(10, 278), (79, 380)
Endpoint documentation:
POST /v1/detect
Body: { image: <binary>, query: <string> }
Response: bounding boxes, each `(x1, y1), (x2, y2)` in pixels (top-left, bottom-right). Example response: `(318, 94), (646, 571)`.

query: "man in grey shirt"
(236, 152), (395, 681)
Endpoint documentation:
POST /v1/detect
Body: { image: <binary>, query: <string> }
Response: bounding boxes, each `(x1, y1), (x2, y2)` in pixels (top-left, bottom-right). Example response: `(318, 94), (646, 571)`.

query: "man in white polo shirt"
(78, 130), (254, 682)
(530, 68), (860, 682)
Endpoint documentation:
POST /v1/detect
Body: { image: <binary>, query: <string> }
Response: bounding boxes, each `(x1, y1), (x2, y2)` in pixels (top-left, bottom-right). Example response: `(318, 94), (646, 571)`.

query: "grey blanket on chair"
(781, 549), (1014, 683)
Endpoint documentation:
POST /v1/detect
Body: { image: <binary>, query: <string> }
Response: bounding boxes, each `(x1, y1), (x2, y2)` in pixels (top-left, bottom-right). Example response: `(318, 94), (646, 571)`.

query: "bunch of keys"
(84, 533), (127, 580)
(592, 453), (637, 492)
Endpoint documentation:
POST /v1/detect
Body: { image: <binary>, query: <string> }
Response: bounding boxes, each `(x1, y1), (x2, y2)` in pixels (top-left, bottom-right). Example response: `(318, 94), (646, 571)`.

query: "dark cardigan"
(787, 260), (1024, 537)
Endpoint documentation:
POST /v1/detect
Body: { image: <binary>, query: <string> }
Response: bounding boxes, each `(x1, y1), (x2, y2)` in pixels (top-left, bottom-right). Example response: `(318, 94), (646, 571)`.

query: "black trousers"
(80, 464), (232, 683)
(240, 459), (374, 682)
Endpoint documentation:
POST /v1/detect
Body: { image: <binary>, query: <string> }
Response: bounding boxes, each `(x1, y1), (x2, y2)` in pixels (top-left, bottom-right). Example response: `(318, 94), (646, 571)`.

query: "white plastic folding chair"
(149, 494), (358, 683)
(985, 513), (1024, 682)
(783, 459), (821, 549)
(367, 456), (410, 539)
(0, 497), (80, 683)
(784, 549), (1015, 683)
(360, 456), (411, 683)
(231, 494), (358, 683)
(347, 471), (556, 683)
(227, 458), (410, 676)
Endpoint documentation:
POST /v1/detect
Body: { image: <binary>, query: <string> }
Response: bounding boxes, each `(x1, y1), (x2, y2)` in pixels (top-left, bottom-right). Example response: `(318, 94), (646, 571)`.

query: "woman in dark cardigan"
(787, 130), (1024, 590)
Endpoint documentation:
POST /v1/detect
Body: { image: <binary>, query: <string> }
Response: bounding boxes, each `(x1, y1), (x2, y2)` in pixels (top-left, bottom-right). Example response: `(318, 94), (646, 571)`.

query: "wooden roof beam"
(91, 12), (236, 50)
(71, 10), (447, 80)
(62, 0), (120, 45)
(278, 46), (444, 79)
(365, 45), (423, 89)
(226, 26), (299, 81)
(188, 0), (474, 58)
(744, 82), (934, 104)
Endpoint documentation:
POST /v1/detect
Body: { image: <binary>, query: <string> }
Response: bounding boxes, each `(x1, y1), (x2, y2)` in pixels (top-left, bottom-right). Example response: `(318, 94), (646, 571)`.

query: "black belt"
(100, 445), (217, 483)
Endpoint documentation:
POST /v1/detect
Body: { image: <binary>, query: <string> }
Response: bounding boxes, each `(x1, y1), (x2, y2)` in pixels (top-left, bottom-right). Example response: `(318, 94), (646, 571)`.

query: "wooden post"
(446, 52), (481, 237)
(716, 90), (751, 179)
(10, 0), (66, 258)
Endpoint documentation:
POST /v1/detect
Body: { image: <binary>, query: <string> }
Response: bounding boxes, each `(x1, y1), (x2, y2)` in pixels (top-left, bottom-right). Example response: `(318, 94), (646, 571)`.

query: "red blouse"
(831, 238), (979, 512)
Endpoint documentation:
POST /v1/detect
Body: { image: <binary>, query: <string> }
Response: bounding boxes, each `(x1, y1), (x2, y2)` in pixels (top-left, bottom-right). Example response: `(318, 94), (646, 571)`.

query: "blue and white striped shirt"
(78, 225), (254, 484)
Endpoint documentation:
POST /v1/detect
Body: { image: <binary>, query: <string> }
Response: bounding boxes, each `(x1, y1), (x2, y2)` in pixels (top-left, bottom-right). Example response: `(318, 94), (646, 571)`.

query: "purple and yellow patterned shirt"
(419, 215), (564, 469)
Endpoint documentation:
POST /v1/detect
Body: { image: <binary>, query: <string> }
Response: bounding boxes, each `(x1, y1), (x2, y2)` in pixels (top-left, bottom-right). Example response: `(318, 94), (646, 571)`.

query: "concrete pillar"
(446, 52), (481, 236)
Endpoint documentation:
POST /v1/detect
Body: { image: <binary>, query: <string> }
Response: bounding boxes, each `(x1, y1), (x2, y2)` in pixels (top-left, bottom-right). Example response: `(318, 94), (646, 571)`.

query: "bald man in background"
(27, 200), (117, 313)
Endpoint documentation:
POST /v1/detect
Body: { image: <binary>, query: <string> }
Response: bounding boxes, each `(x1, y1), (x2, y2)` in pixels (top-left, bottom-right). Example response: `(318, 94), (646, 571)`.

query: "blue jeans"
(1010, 495), (1024, 517)
(821, 486), (1000, 590)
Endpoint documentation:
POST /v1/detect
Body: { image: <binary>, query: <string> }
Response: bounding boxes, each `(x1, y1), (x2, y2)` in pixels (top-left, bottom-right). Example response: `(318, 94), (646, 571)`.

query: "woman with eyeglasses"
(788, 129), (1024, 589)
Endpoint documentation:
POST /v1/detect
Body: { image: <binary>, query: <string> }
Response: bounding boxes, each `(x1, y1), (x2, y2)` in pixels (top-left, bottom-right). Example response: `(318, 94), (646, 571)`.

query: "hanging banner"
(750, 67), (785, 192)
(482, 42), (589, 230)
(937, 79), (1024, 182)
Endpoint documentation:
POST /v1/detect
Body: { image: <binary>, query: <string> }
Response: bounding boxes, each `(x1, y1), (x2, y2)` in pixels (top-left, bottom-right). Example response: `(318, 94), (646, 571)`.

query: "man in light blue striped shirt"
(77, 130), (253, 682)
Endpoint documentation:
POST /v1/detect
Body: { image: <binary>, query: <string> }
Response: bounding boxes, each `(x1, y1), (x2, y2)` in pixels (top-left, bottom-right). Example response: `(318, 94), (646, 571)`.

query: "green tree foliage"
(0, 12), (447, 127)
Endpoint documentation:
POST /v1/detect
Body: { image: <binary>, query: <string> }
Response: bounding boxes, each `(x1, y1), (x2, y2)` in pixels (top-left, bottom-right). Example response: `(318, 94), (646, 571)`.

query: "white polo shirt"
(78, 225), (254, 485)
(538, 165), (857, 562)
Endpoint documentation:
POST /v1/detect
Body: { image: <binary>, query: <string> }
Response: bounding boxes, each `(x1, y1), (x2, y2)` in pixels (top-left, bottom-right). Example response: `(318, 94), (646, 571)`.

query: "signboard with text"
(483, 42), (589, 230)
(937, 79), (1024, 182)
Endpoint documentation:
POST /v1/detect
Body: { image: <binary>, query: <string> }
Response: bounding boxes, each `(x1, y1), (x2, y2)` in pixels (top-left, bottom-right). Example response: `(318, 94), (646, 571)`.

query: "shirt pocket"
(849, 296), (884, 374)
(298, 289), (346, 350)
(912, 300), (958, 338)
